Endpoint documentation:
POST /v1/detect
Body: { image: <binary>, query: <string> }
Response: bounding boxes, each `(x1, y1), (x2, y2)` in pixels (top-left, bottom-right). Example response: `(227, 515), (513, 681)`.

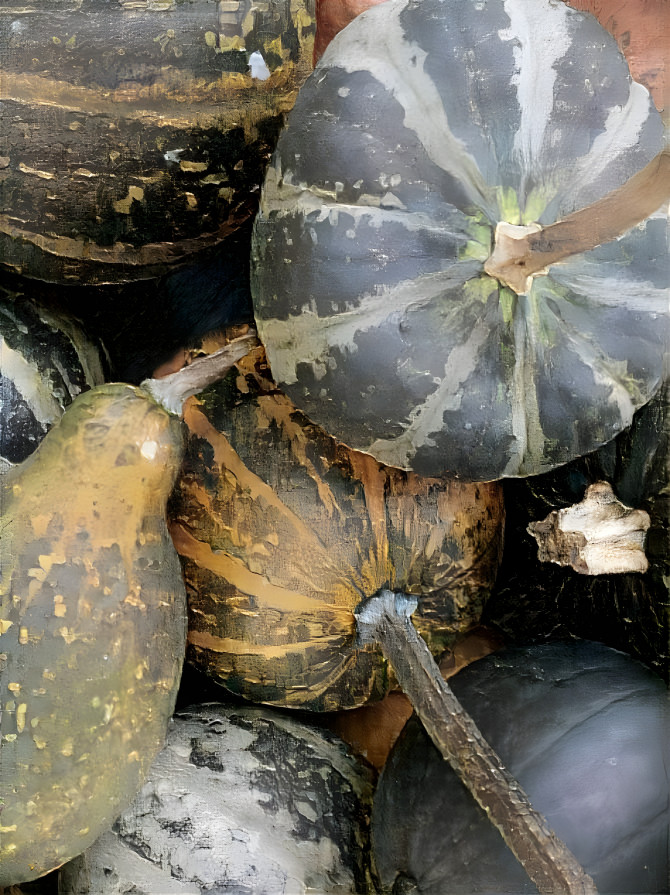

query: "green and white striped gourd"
(251, 0), (668, 481)
(0, 289), (107, 472)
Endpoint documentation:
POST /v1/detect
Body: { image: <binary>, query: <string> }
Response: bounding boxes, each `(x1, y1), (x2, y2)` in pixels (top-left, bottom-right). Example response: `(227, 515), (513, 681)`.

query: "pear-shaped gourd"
(0, 337), (252, 886)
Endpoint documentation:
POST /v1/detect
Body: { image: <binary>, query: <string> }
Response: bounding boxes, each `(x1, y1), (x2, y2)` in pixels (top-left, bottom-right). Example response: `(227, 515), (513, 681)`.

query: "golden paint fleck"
(113, 185), (145, 214)
(43, 669), (56, 681)
(127, 750), (141, 762)
(18, 162), (56, 180)
(16, 704), (27, 733)
(33, 736), (48, 749)
(61, 738), (75, 757)
(19, 627), (29, 645)
(8, 682), (21, 694)
(180, 160), (208, 173)
(54, 594), (67, 617)
(0, 619), (13, 634)
(3, 734), (17, 743)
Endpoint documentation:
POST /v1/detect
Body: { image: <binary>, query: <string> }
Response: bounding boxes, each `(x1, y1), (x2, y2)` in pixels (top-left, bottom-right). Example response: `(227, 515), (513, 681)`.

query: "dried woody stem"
(141, 331), (259, 416)
(356, 590), (598, 895)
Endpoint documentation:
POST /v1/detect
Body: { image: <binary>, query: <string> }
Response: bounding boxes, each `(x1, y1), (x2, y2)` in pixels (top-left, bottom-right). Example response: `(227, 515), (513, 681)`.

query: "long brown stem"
(355, 590), (598, 895)
(485, 148), (670, 294)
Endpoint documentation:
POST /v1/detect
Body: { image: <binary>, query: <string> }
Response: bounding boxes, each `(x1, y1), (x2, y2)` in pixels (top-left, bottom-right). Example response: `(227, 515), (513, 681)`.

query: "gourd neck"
(484, 148), (670, 294)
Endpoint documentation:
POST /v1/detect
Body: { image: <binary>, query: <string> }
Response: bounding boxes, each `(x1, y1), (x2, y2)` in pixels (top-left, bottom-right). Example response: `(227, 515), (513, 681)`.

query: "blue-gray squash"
(251, 0), (668, 481)
(371, 640), (669, 894)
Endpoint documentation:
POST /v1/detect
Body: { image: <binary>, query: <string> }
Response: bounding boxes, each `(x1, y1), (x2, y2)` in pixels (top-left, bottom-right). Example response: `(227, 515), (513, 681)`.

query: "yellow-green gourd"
(0, 337), (253, 885)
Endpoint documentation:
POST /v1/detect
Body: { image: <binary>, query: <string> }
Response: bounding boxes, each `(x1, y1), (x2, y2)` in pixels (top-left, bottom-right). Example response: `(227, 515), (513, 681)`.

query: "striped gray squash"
(0, 288), (107, 471)
(251, 0), (668, 482)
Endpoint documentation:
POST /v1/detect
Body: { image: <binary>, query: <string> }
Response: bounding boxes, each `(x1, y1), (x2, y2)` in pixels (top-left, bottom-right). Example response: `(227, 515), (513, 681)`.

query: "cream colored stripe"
(172, 522), (348, 618)
(188, 627), (348, 659)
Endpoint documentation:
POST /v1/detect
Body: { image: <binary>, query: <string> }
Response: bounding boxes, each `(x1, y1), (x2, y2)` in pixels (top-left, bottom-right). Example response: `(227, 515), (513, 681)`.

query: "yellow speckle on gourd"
(19, 627), (29, 645)
(8, 682), (21, 694)
(0, 620), (12, 634)
(39, 554), (67, 574)
(113, 186), (145, 215)
(61, 738), (74, 757)
(16, 704), (27, 733)
(33, 736), (48, 750)
(54, 595), (67, 617)
(0, 824), (18, 833)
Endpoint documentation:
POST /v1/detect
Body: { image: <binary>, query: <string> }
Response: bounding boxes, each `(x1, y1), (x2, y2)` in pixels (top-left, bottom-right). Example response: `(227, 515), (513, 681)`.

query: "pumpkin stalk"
(485, 148), (670, 294)
(141, 332), (258, 416)
(355, 590), (599, 895)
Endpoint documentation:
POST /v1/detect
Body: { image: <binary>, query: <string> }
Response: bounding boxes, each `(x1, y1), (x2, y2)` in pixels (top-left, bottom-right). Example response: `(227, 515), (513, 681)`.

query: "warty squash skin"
(0, 384), (187, 886)
(169, 344), (504, 711)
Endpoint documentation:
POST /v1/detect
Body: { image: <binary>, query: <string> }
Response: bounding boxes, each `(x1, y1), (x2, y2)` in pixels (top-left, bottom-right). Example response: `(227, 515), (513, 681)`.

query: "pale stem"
(141, 332), (258, 416)
(485, 148), (670, 294)
(355, 590), (598, 895)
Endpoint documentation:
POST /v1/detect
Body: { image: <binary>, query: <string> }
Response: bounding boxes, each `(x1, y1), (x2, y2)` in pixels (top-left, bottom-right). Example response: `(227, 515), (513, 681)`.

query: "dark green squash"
(372, 640), (669, 894)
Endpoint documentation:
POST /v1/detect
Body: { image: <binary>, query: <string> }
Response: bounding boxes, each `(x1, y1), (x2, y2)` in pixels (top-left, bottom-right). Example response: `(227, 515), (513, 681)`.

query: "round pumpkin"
(0, 285), (108, 471)
(58, 703), (376, 895)
(0, 0), (314, 287)
(372, 640), (669, 894)
(169, 341), (504, 711)
(251, 0), (667, 481)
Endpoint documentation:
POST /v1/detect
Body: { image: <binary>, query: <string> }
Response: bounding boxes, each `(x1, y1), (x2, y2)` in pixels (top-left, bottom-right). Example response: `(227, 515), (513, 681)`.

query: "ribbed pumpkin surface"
(169, 346), (504, 711)
(251, 0), (668, 481)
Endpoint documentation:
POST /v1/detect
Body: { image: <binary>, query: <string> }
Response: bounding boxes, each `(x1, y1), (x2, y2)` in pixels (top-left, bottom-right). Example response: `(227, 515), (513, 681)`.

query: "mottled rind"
(59, 704), (376, 895)
(169, 344), (504, 710)
(251, 0), (668, 481)
(0, 384), (187, 886)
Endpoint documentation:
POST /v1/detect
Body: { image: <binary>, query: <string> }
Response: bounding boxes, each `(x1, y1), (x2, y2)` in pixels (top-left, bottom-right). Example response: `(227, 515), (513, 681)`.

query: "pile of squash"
(1, 0), (668, 890)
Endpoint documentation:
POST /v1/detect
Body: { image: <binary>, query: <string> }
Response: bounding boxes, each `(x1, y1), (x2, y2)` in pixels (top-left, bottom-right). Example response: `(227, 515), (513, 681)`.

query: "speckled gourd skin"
(0, 384), (187, 886)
